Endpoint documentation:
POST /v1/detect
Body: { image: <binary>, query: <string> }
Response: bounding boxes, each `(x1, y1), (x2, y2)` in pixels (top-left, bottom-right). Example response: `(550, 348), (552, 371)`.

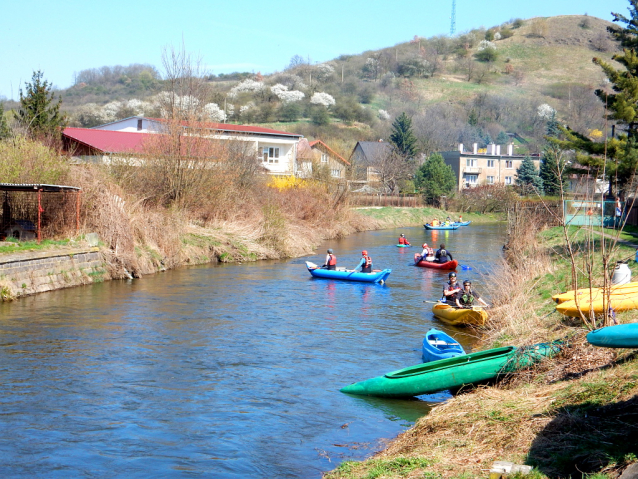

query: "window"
(331, 169), (340, 177)
(487, 176), (495, 184)
(321, 153), (329, 163)
(465, 174), (478, 185)
(505, 160), (513, 169)
(262, 147), (280, 163)
(466, 158), (477, 167)
(487, 159), (494, 168)
(137, 119), (143, 131)
(505, 176), (512, 185)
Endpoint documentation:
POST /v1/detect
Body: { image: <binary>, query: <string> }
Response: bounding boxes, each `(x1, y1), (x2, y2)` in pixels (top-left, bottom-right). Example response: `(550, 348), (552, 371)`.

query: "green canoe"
(340, 342), (561, 398)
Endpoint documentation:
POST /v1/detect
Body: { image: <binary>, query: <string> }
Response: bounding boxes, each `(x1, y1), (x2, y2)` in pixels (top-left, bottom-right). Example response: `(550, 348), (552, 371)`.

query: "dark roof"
(350, 141), (394, 163)
(0, 183), (81, 192)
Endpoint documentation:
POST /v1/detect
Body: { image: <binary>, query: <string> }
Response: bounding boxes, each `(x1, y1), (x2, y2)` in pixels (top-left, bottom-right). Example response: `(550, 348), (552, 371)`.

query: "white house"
(67, 116), (304, 176)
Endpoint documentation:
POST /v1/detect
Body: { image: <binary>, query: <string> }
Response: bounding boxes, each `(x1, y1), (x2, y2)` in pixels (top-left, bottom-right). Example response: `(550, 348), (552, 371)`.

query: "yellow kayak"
(431, 302), (488, 327)
(552, 282), (638, 304)
(556, 292), (638, 318)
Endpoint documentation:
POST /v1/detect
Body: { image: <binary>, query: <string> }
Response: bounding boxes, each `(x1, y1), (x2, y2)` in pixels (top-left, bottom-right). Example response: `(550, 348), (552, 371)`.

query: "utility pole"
(450, 0), (456, 36)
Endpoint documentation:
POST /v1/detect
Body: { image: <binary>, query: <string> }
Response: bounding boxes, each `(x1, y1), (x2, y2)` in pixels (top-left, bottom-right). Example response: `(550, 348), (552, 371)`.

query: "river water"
(0, 222), (506, 478)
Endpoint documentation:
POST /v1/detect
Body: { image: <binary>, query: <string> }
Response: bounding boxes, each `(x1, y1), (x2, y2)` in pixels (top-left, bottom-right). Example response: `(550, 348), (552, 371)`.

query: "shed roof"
(63, 128), (150, 154)
(350, 141), (394, 163)
(0, 183), (81, 192)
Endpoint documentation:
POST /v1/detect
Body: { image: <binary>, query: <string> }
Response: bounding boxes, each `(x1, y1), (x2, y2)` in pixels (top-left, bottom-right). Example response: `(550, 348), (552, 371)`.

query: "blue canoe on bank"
(305, 261), (391, 283)
(424, 224), (460, 230)
(586, 323), (638, 348)
(422, 328), (466, 362)
(452, 221), (472, 227)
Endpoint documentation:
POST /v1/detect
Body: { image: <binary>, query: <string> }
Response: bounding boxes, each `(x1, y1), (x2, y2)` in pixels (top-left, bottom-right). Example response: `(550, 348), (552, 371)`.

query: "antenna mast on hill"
(450, 0), (456, 36)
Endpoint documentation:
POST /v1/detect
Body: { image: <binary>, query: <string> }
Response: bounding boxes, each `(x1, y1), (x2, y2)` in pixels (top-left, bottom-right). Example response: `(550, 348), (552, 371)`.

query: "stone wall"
(0, 247), (106, 300)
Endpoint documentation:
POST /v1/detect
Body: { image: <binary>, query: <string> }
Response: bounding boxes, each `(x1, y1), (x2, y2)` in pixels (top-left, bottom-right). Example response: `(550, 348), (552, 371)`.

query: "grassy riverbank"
(325, 223), (638, 479)
(354, 208), (502, 227)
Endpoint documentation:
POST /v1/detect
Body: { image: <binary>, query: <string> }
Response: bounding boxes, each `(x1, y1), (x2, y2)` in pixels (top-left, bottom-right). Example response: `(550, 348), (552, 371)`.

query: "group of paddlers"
(399, 233), (453, 264)
(442, 272), (489, 309)
(323, 249), (374, 273)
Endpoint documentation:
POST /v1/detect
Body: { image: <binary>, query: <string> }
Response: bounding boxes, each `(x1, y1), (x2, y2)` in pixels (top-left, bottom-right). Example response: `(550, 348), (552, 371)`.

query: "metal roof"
(0, 183), (81, 192)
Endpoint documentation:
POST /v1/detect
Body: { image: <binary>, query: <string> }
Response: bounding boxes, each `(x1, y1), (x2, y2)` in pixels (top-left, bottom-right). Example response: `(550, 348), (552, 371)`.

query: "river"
(0, 222), (506, 478)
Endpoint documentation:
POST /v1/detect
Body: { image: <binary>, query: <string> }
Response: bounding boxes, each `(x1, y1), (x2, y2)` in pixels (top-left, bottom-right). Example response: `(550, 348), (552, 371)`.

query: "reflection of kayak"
(424, 223), (460, 230)
(452, 221), (471, 226)
(432, 302), (487, 327)
(552, 282), (638, 303)
(340, 342), (562, 398)
(422, 328), (465, 362)
(556, 292), (638, 318)
(305, 261), (391, 283)
(414, 254), (458, 270)
(396, 244), (411, 248)
(587, 323), (638, 348)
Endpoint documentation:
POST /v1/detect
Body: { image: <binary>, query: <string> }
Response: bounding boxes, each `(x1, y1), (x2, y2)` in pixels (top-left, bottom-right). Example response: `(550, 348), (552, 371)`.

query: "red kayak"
(414, 253), (458, 270)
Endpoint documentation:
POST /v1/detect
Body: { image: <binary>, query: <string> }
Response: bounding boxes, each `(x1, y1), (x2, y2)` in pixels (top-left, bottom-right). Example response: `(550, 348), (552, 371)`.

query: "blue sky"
(0, 0), (629, 100)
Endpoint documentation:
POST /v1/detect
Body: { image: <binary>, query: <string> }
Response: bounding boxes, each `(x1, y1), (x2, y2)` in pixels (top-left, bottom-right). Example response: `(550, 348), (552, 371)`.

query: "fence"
(347, 194), (424, 208)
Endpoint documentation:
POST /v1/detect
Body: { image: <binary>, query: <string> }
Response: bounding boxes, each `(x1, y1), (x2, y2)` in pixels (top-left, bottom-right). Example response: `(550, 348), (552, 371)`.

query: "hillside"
(5, 14), (620, 158)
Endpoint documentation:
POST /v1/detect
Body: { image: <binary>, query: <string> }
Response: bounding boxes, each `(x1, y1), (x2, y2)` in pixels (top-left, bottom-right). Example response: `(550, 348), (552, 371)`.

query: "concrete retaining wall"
(0, 247), (106, 300)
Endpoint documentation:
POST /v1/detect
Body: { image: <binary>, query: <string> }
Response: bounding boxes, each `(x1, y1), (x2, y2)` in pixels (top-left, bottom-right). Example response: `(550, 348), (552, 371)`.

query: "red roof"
(63, 128), (150, 153)
(145, 117), (303, 138)
(309, 140), (350, 165)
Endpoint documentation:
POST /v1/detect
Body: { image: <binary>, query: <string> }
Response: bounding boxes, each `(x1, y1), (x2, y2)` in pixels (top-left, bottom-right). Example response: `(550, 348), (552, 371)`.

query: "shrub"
(512, 18), (524, 29)
(0, 136), (69, 184)
(499, 27), (514, 39)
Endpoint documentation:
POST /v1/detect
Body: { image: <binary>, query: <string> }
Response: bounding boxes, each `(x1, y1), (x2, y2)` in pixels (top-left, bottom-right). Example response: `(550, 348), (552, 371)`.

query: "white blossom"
(226, 103), (234, 116)
(378, 109), (391, 121)
(270, 83), (289, 95)
(315, 63), (335, 81)
(228, 79), (265, 98)
(494, 32), (502, 40)
(537, 103), (556, 120)
(477, 40), (497, 51)
(310, 92), (336, 107)
(203, 103), (227, 122)
(271, 84), (304, 103)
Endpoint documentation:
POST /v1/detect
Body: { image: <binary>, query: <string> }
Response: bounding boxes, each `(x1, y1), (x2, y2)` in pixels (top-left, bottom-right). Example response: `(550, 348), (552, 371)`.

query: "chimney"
(496, 145), (501, 156)
(488, 143), (496, 155)
(507, 143), (513, 156)
(459, 143), (464, 153)
(473, 143), (478, 154)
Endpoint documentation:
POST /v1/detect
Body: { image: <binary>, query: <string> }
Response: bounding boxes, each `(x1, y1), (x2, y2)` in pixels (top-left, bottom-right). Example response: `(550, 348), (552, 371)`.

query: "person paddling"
(322, 249), (337, 270)
(442, 272), (461, 303)
(456, 280), (489, 308)
(420, 242), (434, 262)
(435, 243), (453, 263)
(398, 234), (410, 246)
(355, 250), (373, 273)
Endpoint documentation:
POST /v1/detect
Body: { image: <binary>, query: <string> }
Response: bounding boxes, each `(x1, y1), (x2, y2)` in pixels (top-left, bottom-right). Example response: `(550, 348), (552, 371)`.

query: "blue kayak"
(305, 261), (391, 284)
(424, 224), (460, 230)
(586, 323), (638, 348)
(396, 244), (411, 248)
(452, 221), (472, 226)
(422, 328), (466, 362)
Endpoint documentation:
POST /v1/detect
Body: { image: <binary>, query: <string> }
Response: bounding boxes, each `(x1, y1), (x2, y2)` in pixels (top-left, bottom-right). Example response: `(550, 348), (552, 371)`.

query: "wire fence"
(347, 194), (424, 208)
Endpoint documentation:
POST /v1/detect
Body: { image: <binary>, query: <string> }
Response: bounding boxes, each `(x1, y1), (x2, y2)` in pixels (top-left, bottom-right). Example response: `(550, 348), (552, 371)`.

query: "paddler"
(398, 234), (410, 245)
(420, 242), (434, 262)
(442, 272), (461, 303)
(355, 250), (373, 273)
(435, 243), (453, 263)
(322, 249), (337, 270)
(456, 280), (489, 308)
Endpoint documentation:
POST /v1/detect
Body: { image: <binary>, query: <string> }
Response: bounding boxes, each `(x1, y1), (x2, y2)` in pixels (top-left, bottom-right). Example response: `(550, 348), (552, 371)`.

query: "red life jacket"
(327, 254), (337, 266)
(363, 255), (372, 267)
(399, 237), (407, 244)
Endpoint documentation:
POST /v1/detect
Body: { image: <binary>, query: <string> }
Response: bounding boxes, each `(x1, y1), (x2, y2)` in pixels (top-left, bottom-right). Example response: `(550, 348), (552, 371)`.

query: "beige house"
(309, 140), (349, 179)
(441, 143), (541, 191)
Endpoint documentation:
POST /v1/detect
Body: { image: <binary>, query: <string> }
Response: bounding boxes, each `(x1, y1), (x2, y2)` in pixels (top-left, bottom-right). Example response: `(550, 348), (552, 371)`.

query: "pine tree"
(0, 103), (10, 140)
(496, 131), (509, 144)
(540, 112), (567, 196)
(516, 156), (544, 195)
(14, 70), (66, 138)
(389, 112), (418, 158)
(415, 153), (457, 204)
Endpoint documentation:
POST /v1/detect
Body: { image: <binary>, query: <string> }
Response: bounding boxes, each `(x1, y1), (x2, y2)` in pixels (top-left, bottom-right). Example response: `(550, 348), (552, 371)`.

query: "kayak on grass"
(431, 302), (487, 327)
(305, 261), (391, 284)
(414, 253), (458, 270)
(556, 292), (638, 318)
(422, 328), (465, 362)
(340, 341), (562, 398)
(587, 323), (638, 348)
(424, 223), (460, 230)
(552, 282), (638, 304)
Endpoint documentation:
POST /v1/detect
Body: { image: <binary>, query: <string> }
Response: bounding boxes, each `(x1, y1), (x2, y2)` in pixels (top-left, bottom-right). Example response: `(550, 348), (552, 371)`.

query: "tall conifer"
(389, 112), (418, 158)
(14, 70), (66, 138)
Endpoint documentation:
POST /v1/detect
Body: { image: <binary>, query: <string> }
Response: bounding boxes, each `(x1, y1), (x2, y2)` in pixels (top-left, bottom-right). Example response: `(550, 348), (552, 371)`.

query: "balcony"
(463, 167), (482, 174)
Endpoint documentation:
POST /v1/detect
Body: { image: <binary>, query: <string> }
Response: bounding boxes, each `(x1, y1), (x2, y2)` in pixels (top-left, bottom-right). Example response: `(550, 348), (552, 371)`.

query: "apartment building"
(440, 143), (541, 191)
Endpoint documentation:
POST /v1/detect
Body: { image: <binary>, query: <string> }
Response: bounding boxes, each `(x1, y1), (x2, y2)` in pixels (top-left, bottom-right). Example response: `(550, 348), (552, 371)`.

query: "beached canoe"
(424, 223), (460, 230)
(414, 254), (458, 270)
(452, 221), (472, 226)
(305, 261), (391, 284)
(552, 282), (638, 304)
(422, 328), (465, 362)
(340, 342), (562, 398)
(587, 323), (638, 348)
(396, 244), (411, 248)
(556, 292), (638, 318)
(431, 302), (488, 327)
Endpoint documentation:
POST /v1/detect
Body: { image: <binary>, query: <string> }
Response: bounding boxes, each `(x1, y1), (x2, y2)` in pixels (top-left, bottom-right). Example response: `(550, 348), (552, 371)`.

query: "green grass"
(326, 457), (433, 479)
(0, 239), (71, 254)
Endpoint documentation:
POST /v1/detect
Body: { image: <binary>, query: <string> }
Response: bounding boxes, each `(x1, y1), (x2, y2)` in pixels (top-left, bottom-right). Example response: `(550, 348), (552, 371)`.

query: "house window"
(137, 119), (143, 131)
(487, 176), (495, 184)
(465, 174), (478, 187)
(487, 159), (494, 168)
(331, 169), (340, 177)
(505, 160), (513, 169)
(321, 153), (329, 163)
(505, 176), (512, 185)
(466, 158), (477, 167)
(262, 147), (280, 163)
